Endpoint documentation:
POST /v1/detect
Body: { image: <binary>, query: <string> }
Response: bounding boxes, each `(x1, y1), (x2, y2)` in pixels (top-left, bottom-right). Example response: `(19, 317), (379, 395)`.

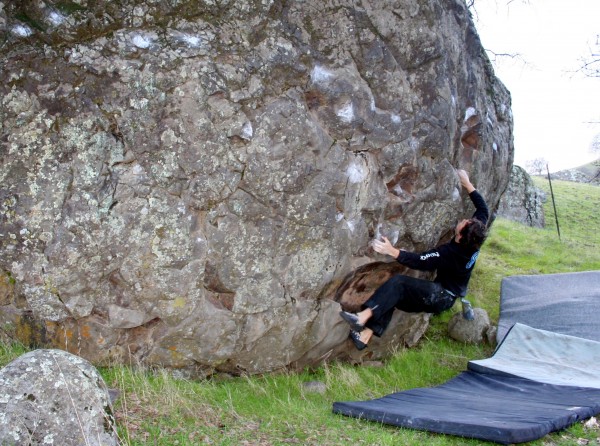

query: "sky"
(472, 0), (600, 172)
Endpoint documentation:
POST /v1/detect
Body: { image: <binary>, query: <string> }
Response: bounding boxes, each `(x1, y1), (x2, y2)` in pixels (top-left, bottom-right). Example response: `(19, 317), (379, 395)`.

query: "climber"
(340, 169), (489, 350)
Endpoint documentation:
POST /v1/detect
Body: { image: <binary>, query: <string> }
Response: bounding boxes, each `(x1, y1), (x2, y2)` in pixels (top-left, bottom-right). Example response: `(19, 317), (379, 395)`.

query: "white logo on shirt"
(420, 252), (440, 261)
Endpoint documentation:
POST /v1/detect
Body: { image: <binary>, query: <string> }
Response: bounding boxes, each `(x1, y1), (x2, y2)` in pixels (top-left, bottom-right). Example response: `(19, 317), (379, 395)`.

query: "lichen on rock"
(0, 0), (513, 376)
(0, 349), (118, 446)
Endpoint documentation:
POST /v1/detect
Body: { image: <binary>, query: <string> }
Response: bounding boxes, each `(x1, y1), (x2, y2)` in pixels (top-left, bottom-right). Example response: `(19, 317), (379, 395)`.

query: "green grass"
(1, 179), (599, 445)
(533, 176), (600, 249)
(0, 338), (29, 366)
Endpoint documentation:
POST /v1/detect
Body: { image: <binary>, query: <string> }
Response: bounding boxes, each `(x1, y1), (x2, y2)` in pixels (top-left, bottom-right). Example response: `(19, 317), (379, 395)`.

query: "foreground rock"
(0, 349), (119, 446)
(0, 0), (513, 376)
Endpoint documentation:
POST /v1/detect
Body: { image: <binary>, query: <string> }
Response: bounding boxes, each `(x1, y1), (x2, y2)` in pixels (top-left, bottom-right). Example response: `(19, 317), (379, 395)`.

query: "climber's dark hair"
(459, 218), (488, 251)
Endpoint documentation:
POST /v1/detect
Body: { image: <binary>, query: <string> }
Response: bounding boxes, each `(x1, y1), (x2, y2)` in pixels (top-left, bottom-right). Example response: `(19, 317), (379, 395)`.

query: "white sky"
(472, 0), (600, 172)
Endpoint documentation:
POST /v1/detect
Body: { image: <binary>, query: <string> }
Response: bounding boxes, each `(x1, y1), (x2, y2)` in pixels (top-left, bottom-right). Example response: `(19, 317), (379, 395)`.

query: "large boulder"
(0, 0), (513, 376)
(0, 349), (118, 446)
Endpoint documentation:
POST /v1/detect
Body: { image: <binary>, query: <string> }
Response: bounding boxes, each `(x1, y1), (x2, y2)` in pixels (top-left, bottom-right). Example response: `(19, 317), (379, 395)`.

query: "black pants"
(362, 275), (456, 337)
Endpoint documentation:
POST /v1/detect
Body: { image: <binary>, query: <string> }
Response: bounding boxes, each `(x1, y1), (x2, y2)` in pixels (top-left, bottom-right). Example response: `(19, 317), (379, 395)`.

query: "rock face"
(497, 165), (545, 227)
(0, 0), (513, 376)
(0, 349), (119, 446)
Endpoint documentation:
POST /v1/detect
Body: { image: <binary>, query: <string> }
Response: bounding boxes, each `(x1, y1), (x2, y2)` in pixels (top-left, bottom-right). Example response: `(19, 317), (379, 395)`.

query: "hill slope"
(550, 159), (600, 184)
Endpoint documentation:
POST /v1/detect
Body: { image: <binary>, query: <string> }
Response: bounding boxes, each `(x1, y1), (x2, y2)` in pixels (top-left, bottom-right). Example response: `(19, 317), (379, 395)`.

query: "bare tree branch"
(576, 34), (600, 78)
(484, 49), (527, 65)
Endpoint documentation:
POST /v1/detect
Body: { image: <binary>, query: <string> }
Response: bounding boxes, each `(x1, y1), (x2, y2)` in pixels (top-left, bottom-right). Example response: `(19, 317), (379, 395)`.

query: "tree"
(579, 34), (600, 78)
(525, 158), (548, 176)
(466, 1), (530, 66)
(590, 133), (600, 156)
(583, 134), (600, 183)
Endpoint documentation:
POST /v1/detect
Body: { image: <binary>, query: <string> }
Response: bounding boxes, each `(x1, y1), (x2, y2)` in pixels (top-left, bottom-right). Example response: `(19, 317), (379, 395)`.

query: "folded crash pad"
(333, 271), (600, 444)
(333, 371), (600, 444)
(470, 323), (600, 388)
(497, 271), (600, 343)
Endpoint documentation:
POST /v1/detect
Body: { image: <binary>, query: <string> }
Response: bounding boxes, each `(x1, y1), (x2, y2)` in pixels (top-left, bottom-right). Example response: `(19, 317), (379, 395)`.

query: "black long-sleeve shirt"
(396, 190), (489, 297)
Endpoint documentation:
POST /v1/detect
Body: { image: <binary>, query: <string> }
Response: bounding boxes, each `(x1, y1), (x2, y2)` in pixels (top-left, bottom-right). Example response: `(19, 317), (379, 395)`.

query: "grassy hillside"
(575, 160), (600, 178)
(551, 160), (600, 184)
(567, 159), (599, 178)
(1, 179), (599, 445)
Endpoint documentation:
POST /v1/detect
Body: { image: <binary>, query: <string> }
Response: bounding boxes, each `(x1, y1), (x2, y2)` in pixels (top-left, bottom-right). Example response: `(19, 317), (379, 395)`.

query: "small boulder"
(448, 308), (491, 344)
(485, 324), (498, 348)
(302, 381), (327, 394)
(584, 416), (599, 430)
(0, 349), (119, 446)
